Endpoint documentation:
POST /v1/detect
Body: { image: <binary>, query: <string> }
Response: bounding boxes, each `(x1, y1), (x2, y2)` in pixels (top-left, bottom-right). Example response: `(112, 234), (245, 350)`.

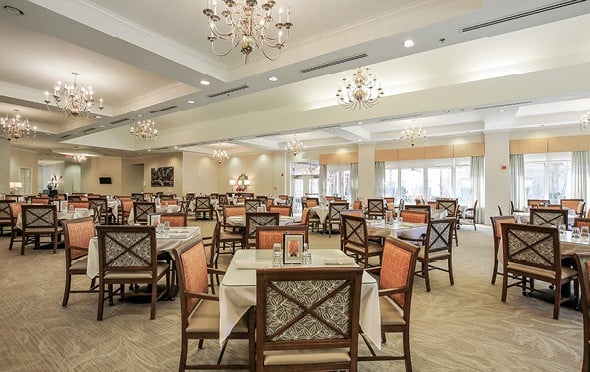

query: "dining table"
(126, 204), (181, 225)
(560, 230), (590, 257)
(366, 219), (428, 240)
(86, 226), (201, 278)
(226, 215), (295, 227)
(219, 249), (382, 349)
(16, 208), (95, 229)
(513, 210), (576, 225)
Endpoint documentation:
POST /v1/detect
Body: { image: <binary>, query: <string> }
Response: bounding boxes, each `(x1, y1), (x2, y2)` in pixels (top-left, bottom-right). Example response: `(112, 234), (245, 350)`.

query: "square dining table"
(219, 249), (382, 349)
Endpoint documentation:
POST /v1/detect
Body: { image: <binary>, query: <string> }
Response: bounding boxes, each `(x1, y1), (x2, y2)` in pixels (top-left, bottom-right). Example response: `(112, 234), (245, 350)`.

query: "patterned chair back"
(574, 218), (590, 229)
(179, 200), (191, 214)
(367, 198), (384, 218)
(133, 202), (156, 225)
(435, 198), (458, 217)
(184, 193), (195, 201)
(424, 218), (455, 256)
(255, 267), (362, 371)
(131, 193), (144, 202)
(96, 225), (156, 273)
(245, 212), (279, 240)
(245, 199), (261, 213)
(399, 210), (428, 224)
(380, 237), (418, 310)
(269, 205), (292, 217)
(195, 197), (211, 211)
(62, 216), (95, 261)
(218, 194), (229, 206)
(0, 200), (14, 223)
(89, 197), (108, 224)
(256, 225), (308, 250)
(527, 199), (550, 207)
(328, 202), (349, 222)
(573, 252), (590, 372)
(21, 204), (57, 230)
(160, 212), (187, 227)
(501, 223), (559, 272)
(404, 204), (431, 219)
(530, 208), (567, 227)
(340, 213), (368, 251)
(30, 197), (50, 205)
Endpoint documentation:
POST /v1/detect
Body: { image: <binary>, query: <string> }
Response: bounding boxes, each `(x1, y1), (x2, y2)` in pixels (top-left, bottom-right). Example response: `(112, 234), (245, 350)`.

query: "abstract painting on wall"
(151, 167), (174, 187)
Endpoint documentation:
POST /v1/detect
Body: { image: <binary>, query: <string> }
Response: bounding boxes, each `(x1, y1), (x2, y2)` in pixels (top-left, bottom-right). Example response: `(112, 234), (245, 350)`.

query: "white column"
(357, 144), (375, 198)
(484, 132), (511, 223)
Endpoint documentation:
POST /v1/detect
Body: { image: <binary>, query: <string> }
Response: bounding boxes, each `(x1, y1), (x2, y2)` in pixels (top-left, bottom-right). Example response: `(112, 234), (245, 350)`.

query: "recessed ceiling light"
(4, 5), (24, 16)
(268, 76), (278, 82)
(357, 121), (363, 125)
(187, 100), (195, 104)
(200, 80), (210, 86)
(99, 125), (105, 128)
(95, 115), (102, 119)
(147, 149), (152, 152)
(404, 39), (415, 48)
(137, 114), (143, 117)
(174, 146), (178, 149)
(45, 133), (51, 136)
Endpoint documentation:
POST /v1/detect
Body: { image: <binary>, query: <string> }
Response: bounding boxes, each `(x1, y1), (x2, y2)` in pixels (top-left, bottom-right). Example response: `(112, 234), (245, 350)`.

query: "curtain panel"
(509, 154), (525, 211)
(469, 156), (485, 223)
(350, 163), (358, 203)
(374, 161), (385, 197)
(572, 151), (590, 200)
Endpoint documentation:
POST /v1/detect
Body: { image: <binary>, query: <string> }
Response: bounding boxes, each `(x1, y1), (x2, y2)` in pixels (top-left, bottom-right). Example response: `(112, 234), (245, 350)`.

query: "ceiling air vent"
(473, 101), (532, 111)
(310, 125), (341, 131)
(461, 0), (586, 33)
(59, 134), (71, 139)
(82, 127), (95, 134)
(149, 105), (178, 113)
(207, 85), (249, 98)
(255, 132), (282, 138)
(110, 118), (130, 125)
(300, 53), (368, 74)
(380, 114), (423, 122)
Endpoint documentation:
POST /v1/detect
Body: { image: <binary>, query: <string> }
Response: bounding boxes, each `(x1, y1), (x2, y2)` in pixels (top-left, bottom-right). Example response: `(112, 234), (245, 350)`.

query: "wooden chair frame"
(574, 253), (590, 372)
(366, 198), (385, 219)
(341, 214), (383, 268)
(244, 212), (279, 248)
(256, 267), (362, 372)
(0, 200), (14, 235)
(489, 215), (517, 285)
(416, 218), (455, 292)
(133, 201), (156, 225)
(529, 208), (568, 228)
(20, 204), (61, 255)
(326, 201), (349, 238)
(195, 197), (213, 220)
(462, 200), (478, 230)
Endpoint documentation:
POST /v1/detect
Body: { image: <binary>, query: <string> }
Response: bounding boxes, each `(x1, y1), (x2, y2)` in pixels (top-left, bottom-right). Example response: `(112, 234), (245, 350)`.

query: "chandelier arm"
(210, 38), (241, 57)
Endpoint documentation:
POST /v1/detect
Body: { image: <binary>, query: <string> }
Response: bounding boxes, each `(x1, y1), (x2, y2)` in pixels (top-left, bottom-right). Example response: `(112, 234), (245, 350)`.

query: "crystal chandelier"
(580, 112), (590, 131)
(129, 119), (158, 141)
(400, 120), (426, 147)
(336, 67), (384, 110)
(285, 137), (304, 156)
(73, 154), (87, 163)
(44, 73), (103, 117)
(203, 0), (294, 63)
(212, 148), (230, 164)
(0, 110), (37, 140)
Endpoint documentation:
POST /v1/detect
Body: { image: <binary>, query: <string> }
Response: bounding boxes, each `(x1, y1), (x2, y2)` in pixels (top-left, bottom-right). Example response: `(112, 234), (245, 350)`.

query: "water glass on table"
(558, 224), (566, 236)
(572, 227), (581, 239)
(581, 226), (590, 239)
(272, 243), (282, 267)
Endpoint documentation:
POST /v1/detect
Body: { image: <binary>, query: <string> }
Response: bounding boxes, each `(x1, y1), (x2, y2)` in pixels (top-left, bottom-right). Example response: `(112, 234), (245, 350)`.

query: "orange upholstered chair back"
(380, 237), (418, 308)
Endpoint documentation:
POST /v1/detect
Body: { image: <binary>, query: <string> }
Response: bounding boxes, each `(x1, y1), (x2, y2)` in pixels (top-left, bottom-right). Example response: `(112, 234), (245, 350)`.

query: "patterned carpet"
(0, 221), (584, 371)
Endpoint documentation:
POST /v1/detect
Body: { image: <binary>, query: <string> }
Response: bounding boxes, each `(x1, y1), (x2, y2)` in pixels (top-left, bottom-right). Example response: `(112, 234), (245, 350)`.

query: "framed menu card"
(283, 233), (304, 265)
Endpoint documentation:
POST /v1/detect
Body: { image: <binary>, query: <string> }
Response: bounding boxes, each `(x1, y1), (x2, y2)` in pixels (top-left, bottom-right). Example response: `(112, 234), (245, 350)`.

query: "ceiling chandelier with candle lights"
(0, 110), (37, 140)
(129, 119), (158, 141)
(73, 154), (87, 163)
(285, 137), (304, 156)
(203, 0), (294, 64)
(44, 73), (103, 117)
(400, 120), (426, 147)
(580, 112), (590, 131)
(336, 67), (384, 110)
(212, 147), (230, 164)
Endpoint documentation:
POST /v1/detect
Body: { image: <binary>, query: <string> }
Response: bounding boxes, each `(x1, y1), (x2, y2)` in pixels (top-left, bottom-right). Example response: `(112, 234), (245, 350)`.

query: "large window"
(291, 161), (320, 212)
(383, 158), (471, 204)
(524, 153), (571, 203)
(327, 166), (350, 200)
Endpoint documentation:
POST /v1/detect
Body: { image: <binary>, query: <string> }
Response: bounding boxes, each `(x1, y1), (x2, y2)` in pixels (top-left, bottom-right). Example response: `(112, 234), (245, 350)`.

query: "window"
(524, 153), (571, 204)
(384, 168), (398, 198)
(400, 168), (424, 203)
(290, 160), (320, 213)
(427, 167), (452, 200)
(327, 166), (350, 200)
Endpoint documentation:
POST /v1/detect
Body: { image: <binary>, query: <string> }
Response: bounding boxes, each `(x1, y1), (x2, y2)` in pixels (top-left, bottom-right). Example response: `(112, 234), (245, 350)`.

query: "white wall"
(484, 132), (511, 222)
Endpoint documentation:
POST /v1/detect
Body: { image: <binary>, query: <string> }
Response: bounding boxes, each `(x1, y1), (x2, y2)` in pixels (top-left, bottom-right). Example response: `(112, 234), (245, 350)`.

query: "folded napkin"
(232, 257), (272, 270)
(320, 258), (357, 266)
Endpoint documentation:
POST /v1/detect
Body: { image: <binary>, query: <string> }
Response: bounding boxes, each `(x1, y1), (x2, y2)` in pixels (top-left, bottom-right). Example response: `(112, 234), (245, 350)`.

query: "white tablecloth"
(513, 211), (575, 225)
(367, 220), (428, 240)
(311, 206), (329, 222)
(227, 215), (294, 227)
(127, 205), (181, 225)
(219, 249), (381, 349)
(86, 226), (201, 278)
(16, 209), (94, 229)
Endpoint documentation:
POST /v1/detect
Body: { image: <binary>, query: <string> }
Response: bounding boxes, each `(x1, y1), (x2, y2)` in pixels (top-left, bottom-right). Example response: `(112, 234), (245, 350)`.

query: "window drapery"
(572, 150), (590, 200)
(470, 156), (485, 223)
(319, 164), (327, 196)
(509, 154), (525, 210)
(374, 161), (385, 197)
(350, 163), (358, 203)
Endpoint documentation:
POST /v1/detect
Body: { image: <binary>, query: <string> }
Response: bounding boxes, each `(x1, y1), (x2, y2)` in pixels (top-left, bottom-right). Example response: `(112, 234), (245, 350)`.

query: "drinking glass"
(272, 243), (282, 267)
(558, 224), (566, 235)
(156, 223), (164, 236)
(302, 243), (312, 266)
(581, 226), (590, 239)
(163, 221), (170, 236)
(572, 227), (581, 239)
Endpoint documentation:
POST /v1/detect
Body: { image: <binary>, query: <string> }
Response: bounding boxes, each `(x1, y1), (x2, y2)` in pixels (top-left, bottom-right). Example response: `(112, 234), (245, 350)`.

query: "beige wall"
(81, 156), (123, 195)
(222, 153), (276, 196)
(134, 153), (183, 196)
(485, 132), (510, 222)
(121, 160), (144, 195)
(39, 162), (65, 192)
(182, 152), (220, 195)
(0, 139), (10, 194)
(10, 147), (38, 195)
(63, 162), (82, 193)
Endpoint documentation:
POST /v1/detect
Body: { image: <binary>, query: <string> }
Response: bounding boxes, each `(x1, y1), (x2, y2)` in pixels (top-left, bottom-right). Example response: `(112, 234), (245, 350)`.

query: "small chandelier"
(203, 0), (294, 64)
(129, 119), (158, 141)
(0, 110), (37, 140)
(44, 72), (103, 117)
(336, 67), (384, 110)
(580, 112), (590, 131)
(285, 137), (304, 156)
(400, 120), (426, 147)
(212, 148), (230, 164)
(73, 154), (87, 163)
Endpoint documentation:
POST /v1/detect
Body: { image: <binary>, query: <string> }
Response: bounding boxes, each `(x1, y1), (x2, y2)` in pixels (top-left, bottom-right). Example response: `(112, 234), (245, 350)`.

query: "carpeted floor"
(0, 221), (584, 371)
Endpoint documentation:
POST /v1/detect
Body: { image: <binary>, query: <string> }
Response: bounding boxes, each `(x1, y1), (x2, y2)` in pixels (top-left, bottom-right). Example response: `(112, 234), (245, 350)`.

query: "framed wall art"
(151, 167), (174, 187)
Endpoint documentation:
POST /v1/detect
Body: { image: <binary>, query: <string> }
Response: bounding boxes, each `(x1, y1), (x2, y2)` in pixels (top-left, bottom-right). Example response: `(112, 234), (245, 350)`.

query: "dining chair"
(89, 197), (109, 225)
(132, 201), (156, 225)
(95, 225), (171, 320)
(353, 199), (363, 210)
(574, 252), (590, 372)
(326, 201), (349, 237)
(255, 266), (362, 371)
(435, 198), (459, 246)
(159, 212), (187, 227)
(360, 237), (418, 371)
(404, 204), (431, 219)
(20, 204), (61, 255)
(340, 213), (383, 268)
(269, 205), (292, 216)
(509, 200), (524, 214)
(527, 199), (550, 208)
(529, 207), (568, 228)
(501, 223), (578, 319)
(303, 197), (319, 208)
(489, 215), (518, 285)
(462, 200), (478, 230)
(173, 236), (255, 371)
(366, 198), (385, 220)
(68, 201), (91, 210)
(8, 202), (22, 251)
(222, 205), (246, 232)
(211, 219), (243, 268)
(497, 205), (503, 216)
(416, 218), (455, 292)
(561, 199), (585, 216)
(255, 225), (308, 249)
(194, 196), (213, 220)
(244, 212), (279, 248)
(61, 217), (98, 306)
(399, 209), (429, 224)
(244, 198), (260, 213)
(30, 197), (50, 204)
(0, 200), (14, 235)
(574, 218), (590, 229)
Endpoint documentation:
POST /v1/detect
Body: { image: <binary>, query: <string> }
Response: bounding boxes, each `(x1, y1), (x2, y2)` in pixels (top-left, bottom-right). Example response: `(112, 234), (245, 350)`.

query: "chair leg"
(491, 243), (499, 284)
(97, 282), (105, 321)
(9, 230), (15, 250)
(53, 232), (58, 254)
(179, 337), (188, 372)
(448, 257), (454, 286)
(403, 328), (413, 372)
(423, 262), (431, 292)
(553, 281), (561, 320)
(20, 233), (26, 255)
(150, 280), (157, 320)
(62, 272), (71, 306)
(501, 270), (508, 303)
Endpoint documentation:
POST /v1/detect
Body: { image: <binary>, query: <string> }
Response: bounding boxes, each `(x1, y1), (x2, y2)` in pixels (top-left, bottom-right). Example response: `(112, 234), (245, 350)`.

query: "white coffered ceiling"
(1, 0), (590, 160)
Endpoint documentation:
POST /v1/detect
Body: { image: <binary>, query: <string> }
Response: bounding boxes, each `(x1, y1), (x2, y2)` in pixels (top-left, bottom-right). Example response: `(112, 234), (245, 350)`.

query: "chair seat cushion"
(220, 231), (242, 240)
(70, 257), (88, 271)
(104, 263), (169, 280)
(506, 263), (577, 281)
(379, 296), (406, 326)
(186, 299), (249, 334)
(264, 348), (350, 366)
(345, 242), (383, 256)
(24, 227), (60, 234)
(418, 248), (450, 261)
